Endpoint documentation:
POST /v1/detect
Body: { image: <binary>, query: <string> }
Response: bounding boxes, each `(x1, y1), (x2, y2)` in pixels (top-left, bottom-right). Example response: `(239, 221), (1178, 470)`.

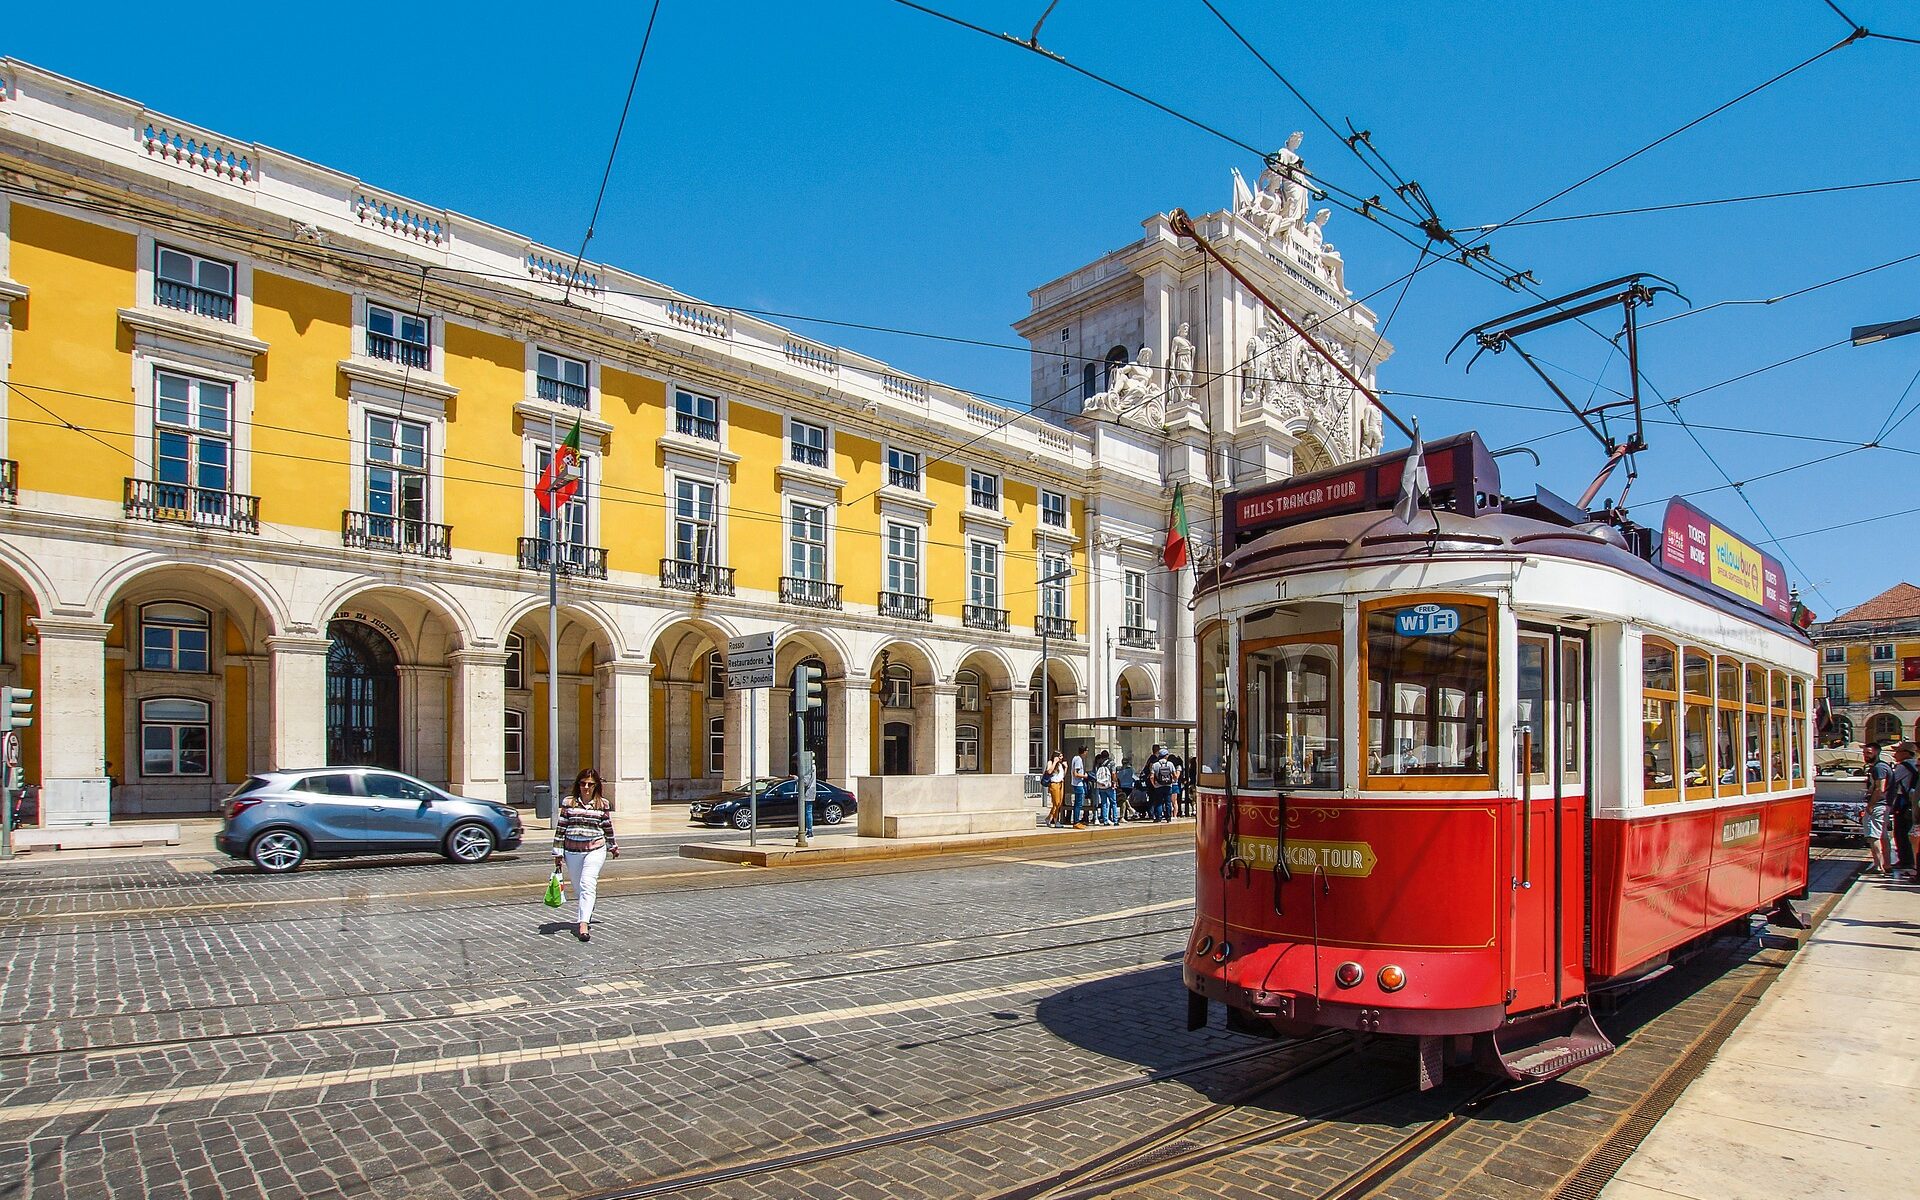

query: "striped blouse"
(554, 800), (616, 854)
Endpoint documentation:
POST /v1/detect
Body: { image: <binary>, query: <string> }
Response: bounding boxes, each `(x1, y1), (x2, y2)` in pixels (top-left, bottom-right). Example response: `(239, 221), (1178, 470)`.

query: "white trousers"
(560, 846), (607, 925)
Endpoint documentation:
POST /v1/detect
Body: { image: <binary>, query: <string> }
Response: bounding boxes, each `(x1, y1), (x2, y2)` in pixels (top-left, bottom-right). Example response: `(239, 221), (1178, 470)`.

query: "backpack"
(1094, 763), (1114, 789)
(1891, 761), (1919, 815)
(1150, 757), (1177, 787)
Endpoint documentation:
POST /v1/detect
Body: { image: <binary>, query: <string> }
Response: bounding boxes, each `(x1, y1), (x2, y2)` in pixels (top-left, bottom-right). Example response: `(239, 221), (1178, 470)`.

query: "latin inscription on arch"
(332, 610), (401, 643)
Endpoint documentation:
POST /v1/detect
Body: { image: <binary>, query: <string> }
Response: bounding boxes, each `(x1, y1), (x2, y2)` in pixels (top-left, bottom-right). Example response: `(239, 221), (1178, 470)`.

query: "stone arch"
(648, 617), (737, 800)
(1292, 432), (1335, 475)
(90, 552), (289, 637)
(776, 627), (851, 678)
(1116, 663), (1160, 718)
(313, 578), (475, 661)
(496, 595), (628, 661)
(0, 538), (59, 616)
(953, 649), (1015, 775)
(1864, 712), (1904, 745)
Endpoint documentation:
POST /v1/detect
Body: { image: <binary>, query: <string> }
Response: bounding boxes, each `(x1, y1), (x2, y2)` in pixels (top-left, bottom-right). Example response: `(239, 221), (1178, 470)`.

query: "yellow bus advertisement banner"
(1708, 525), (1764, 606)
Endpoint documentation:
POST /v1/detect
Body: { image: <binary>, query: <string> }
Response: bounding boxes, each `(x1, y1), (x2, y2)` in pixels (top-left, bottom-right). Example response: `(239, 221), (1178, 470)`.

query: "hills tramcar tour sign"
(1655, 497), (1791, 622)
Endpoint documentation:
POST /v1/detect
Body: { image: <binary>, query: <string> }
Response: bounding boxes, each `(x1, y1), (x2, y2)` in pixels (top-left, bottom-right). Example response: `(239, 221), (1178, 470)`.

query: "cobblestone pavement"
(0, 835), (1863, 1200)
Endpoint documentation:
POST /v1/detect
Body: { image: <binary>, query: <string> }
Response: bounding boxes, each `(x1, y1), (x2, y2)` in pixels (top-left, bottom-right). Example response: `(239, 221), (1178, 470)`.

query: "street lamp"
(1037, 565), (1075, 782)
(1851, 316), (1920, 347)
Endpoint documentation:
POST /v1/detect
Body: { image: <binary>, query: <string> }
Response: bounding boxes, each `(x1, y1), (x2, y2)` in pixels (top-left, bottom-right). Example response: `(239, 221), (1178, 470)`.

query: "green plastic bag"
(543, 871), (564, 908)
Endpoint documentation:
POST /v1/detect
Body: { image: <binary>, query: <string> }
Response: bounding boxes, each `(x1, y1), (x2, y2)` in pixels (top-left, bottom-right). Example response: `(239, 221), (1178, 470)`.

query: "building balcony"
(536, 376), (589, 407)
(1118, 625), (1159, 649)
(517, 537), (608, 579)
(964, 604), (1010, 632)
(124, 478), (260, 534)
(790, 443), (827, 469)
(674, 410), (718, 441)
(879, 591), (932, 622)
(1035, 614), (1077, 640)
(153, 278), (235, 322)
(779, 576), (842, 610)
(366, 331), (431, 370)
(0, 459), (15, 505)
(342, 510), (451, 558)
(887, 465), (921, 491)
(660, 558), (735, 595)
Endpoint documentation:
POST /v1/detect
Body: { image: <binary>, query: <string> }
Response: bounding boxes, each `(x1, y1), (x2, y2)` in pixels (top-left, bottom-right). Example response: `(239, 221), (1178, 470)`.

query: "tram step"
(1480, 1004), (1615, 1084)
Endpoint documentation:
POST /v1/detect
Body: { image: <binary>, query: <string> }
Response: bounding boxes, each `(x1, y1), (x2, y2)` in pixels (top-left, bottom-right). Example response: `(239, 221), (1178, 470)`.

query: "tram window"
(1744, 664), (1768, 787)
(1790, 676), (1807, 785)
(1517, 637), (1550, 780)
(1559, 641), (1584, 786)
(1642, 640), (1679, 805)
(1768, 670), (1788, 785)
(1198, 622), (1228, 782)
(1683, 650), (1713, 801)
(1244, 639), (1340, 789)
(1363, 598), (1491, 781)
(1716, 657), (1744, 795)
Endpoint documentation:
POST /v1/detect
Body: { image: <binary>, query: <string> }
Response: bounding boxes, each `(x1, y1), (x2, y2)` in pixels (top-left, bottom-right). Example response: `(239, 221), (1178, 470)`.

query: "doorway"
(881, 722), (912, 775)
(326, 618), (400, 769)
(1511, 626), (1588, 1013)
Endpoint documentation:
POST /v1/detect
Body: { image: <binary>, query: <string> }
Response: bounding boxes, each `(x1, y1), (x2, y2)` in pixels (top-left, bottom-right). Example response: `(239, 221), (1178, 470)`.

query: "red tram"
(1182, 433), (1815, 1087)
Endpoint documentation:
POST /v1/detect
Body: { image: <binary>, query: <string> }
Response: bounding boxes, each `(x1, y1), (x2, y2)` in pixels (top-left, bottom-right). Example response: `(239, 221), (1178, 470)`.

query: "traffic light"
(1, 686), (30, 734)
(794, 663), (824, 712)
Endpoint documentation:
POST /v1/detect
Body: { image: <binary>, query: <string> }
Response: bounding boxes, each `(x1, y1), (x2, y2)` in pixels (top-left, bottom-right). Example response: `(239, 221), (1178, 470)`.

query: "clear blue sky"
(8, 1), (1915, 615)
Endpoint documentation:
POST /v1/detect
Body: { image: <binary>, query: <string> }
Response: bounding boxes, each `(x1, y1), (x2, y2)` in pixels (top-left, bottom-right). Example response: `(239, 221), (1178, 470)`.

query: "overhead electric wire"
(1464, 174), (1920, 229)
(563, 0), (666, 301)
(1639, 247), (1920, 332)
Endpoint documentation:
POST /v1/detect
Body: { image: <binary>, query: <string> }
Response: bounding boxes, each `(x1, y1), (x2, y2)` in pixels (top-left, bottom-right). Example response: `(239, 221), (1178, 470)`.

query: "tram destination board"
(1655, 496), (1791, 622)
(1224, 431), (1500, 548)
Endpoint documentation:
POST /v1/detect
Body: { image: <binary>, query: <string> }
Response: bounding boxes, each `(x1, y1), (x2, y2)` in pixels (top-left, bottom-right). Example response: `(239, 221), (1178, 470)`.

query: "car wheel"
(250, 829), (307, 874)
(445, 822), (497, 864)
(730, 808), (753, 831)
(821, 801), (845, 826)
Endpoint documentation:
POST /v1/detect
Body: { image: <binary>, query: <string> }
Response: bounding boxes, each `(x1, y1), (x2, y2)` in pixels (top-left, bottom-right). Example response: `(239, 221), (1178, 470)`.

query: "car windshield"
(726, 779), (788, 796)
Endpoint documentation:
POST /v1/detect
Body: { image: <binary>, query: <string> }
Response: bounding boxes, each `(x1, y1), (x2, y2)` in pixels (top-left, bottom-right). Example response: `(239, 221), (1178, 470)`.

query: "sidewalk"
(1600, 870), (1920, 1200)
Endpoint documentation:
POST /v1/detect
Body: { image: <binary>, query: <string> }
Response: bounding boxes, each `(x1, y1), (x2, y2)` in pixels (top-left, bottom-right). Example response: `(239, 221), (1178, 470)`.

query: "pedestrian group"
(1861, 740), (1918, 879)
(1045, 742), (1193, 827)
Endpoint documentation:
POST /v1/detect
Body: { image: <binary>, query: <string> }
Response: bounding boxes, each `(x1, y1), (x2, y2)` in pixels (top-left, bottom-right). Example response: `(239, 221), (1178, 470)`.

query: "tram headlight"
(1334, 961), (1364, 989)
(1377, 964), (1407, 992)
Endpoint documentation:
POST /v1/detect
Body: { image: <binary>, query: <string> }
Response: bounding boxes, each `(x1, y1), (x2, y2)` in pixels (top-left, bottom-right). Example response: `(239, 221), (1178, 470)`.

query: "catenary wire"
(563, 0), (666, 301)
(1459, 175), (1920, 230)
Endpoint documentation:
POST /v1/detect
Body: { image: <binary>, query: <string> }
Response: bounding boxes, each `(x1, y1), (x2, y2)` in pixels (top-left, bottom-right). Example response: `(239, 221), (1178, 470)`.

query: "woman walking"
(553, 767), (618, 942)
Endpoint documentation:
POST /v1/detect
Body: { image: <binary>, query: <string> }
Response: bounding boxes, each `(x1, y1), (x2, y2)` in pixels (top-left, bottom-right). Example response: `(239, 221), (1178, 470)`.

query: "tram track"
(0, 911), (1196, 1064)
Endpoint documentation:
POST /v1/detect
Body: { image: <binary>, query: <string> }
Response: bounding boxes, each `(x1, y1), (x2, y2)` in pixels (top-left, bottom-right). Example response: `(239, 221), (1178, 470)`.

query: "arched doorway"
(881, 722), (912, 775)
(1865, 713), (1903, 745)
(788, 655), (829, 771)
(327, 618), (400, 769)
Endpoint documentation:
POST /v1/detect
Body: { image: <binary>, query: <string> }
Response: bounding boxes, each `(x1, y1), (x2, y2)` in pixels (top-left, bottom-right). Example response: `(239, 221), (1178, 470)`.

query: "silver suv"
(215, 767), (524, 873)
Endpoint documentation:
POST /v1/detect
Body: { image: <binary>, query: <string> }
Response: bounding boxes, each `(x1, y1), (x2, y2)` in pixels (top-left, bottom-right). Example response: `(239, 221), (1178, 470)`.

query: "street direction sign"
(726, 632), (776, 690)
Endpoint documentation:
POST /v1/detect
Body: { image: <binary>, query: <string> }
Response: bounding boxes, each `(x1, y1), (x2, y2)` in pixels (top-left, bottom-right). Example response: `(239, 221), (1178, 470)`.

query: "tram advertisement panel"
(1656, 497), (1791, 621)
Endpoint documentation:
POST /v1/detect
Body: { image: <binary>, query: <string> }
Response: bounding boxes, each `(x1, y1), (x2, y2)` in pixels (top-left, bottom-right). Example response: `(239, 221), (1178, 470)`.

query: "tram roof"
(1203, 505), (1810, 644)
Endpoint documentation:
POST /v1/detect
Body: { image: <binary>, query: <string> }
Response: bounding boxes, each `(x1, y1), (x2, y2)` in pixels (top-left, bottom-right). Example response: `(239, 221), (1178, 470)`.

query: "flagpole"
(548, 408), (561, 833)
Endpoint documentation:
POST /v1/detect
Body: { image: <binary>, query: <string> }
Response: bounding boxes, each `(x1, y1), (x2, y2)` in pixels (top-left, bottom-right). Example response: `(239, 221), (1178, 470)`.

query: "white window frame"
(707, 715), (726, 776)
(140, 601), (213, 673)
(1872, 643), (1896, 662)
(789, 418), (830, 469)
(969, 539), (1000, 608)
(140, 696), (212, 778)
(1873, 668), (1895, 694)
(504, 709), (525, 776)
(788, 499), (830, 582)
(151, 368), (235, 498)
(1124, 569), (1147, 631)
(364, 410), (433, 527)
(882, 663), (914, 710)
(1822, 646), (1846, 663)
(707, 651), (726, 699)
(1823, 671), (1846, 703)
(1040, 489), (1068, 529)
(532, 443), (592, 549)
(956, 723), (981, 773)
(671, 474), (720, 567)
(885, 521), (922, 598)
(153, 243), (237, 322)
(505, 634), (526, 690)
(1040, 553), (1069, 620)
(364, 300), (432, 370)
(968, 468), (1001, 512)
(531, 346), (594, 410)
(133, 228), (255, 331)
(672, 387), (721, 442)
(886, 446), (922, 492)
(955, 669), (982, 713)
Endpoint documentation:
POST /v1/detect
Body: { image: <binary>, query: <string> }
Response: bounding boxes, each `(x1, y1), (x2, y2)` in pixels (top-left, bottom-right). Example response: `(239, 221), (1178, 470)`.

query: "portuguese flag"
(1163, 483), (1190, 571)
(536, 418), (583, 513)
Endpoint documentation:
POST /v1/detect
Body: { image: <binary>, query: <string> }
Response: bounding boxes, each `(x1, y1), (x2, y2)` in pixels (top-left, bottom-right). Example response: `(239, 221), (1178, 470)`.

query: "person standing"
(1116, 757), (1139, 821)
(553, 767), (618, 942)
(1861, 742), (1893, 876)
(1889, 741), (1919, 880)
(1044, 751), (1068, 827)
(1092, 749), (1118, 827)
(1069, 744), (1090, 828)
(1146, 744), (1177, 823)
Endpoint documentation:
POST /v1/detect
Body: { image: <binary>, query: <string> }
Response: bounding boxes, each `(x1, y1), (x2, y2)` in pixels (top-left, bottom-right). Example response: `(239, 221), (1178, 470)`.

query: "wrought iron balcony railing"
(536, 376), (589, 407)
(660, 558), (735, 595)
(517, 537), (608, 579)
(366, 331), (431, 369)
(779, 576), (842, 610)
(0, 459), (15, 505)
(790, 442), (827, 468)
(342, 510), (451, 558)
(1118, 625), (1159, 649)
(964, 604), (1010, 632)
(153, 278), (236, 321)
(674, 410), (718, 441)
(878, 591), (932, 622)
(1035, 614), (1077, 640)
(887, 465), (921, 491)
(124, 478), (260, 533)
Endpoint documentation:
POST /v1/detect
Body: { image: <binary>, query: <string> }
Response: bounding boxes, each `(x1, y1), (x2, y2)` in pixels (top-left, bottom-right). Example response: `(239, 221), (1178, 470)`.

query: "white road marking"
(846, 949), (895, 959)
(447, 995), (525, 1016)
(738, 961), (794, 973)
(167, 859), (214, 874)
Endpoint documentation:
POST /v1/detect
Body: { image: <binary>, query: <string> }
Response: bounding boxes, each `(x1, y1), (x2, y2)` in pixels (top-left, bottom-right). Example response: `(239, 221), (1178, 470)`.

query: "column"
(770, 685), (794, 775)
(990, 685), (1030, 776)
(266, 635), (332, 770)
(723, 684), (772, 788)
(657, 679), (702, 795)
(828, 671), (871, 785)
(448, 648), (509, 803)
(1172, 568), (1197, 723)
(30, 617), (111, 825)
(597, 660), (652, 808)
(913, 682), (959, 776)
(396, 664), (452, 785)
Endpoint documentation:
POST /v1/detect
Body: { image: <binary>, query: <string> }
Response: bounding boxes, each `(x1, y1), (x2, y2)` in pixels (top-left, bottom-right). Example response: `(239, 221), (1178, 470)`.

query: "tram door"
(1511, 629), (1588, 1013)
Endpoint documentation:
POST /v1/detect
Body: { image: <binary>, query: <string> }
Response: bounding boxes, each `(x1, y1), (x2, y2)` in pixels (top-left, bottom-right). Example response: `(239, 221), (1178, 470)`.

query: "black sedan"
(690, 777), (856, 830)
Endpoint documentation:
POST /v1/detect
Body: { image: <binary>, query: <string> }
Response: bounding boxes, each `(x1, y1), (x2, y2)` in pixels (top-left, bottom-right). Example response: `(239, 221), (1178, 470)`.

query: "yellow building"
(1811, 582), (1920, 746)
(0, 59), (1204, 821)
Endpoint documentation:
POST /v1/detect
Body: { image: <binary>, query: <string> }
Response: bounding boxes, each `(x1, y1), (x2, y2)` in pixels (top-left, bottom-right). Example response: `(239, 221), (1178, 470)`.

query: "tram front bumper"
(1184, 949), (1506, 1037)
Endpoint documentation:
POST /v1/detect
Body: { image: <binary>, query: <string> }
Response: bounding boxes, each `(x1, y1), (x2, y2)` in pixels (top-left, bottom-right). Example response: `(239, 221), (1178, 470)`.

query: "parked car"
(690, 777), (856, 830)
(215, 767), (524, 873)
